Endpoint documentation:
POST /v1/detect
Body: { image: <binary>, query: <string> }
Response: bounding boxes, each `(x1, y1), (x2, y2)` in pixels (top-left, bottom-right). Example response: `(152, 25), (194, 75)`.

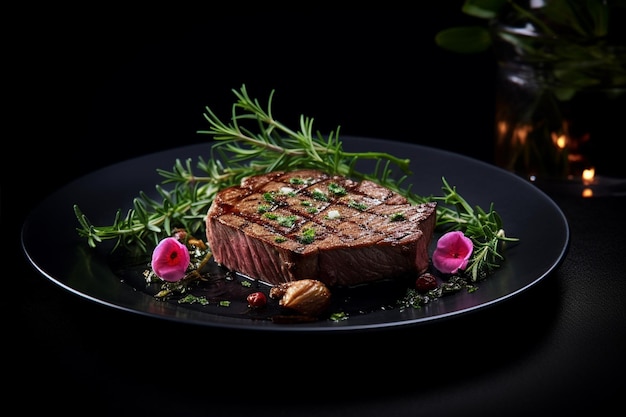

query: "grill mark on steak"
(206, 169), (437, 287)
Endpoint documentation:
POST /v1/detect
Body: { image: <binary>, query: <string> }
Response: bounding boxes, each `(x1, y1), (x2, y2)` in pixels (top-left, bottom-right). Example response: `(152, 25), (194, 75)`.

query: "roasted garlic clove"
(269, 279), (331, 316)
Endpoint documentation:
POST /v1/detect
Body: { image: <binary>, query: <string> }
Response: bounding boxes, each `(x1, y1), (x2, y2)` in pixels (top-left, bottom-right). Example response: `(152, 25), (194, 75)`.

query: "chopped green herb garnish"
(311, 189), (328, 201)
(277, 215), (297, 227)
(390, 212), (406, 221)
(178, 294), (210, 305)
(298, 227), (316, 244)
(348, 200), (368, 211)
(328, 182), (347, 196)
(263, 213), (297, 227)
(330, 312), (348, 321)
(263, 192), (275, 203)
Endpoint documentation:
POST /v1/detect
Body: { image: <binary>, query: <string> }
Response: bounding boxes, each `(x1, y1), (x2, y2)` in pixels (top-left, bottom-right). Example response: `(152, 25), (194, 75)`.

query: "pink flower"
(151, 237), (190, 282)
(432, 231), (473, 274)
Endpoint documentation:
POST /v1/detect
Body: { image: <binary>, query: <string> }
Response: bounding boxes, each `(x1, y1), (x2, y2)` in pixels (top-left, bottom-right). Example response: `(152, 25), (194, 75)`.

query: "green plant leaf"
(586, 0), (610, 36)
(462, 0), (508, 19)
(435, 26), (493, 54)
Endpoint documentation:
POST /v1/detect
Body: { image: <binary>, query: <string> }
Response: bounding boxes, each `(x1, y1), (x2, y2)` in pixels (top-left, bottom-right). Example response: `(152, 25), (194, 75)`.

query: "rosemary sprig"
(198, 85), (411, 181)
(74, 159), (217, 254)
(74, 85), (411, 253)
(74, 84), (517, 278)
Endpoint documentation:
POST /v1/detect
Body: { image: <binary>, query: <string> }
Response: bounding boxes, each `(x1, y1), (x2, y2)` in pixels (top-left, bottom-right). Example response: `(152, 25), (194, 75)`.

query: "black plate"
(21, 136), (570, 332)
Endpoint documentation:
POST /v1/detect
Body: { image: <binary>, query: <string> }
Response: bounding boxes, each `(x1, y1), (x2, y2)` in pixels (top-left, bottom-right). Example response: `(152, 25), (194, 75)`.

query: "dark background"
(13, 6), (496, 201)
(10, 5), (499, 261)
(8, 5), (625, 417)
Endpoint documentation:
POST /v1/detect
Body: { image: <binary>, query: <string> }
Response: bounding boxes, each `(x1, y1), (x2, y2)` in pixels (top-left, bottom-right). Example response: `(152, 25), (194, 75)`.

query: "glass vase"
(494, 59), (626, 181)
(491, 3), (626, 196)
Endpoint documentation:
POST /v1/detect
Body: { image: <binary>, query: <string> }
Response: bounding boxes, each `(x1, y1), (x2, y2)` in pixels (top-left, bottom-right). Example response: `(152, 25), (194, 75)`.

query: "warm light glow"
(582, 167), (595, 182)
(497, 120), (508, 138)
(552, 133), (567, 149)
(568, 153), (584, 163)
(582, 188), (594, 198)
(506, 124), (532, 146)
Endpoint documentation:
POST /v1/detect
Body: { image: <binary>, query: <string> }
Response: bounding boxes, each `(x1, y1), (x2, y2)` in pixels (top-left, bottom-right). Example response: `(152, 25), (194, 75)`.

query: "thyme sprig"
(431, 178), (518, 281)
(74, 84), (517, 278)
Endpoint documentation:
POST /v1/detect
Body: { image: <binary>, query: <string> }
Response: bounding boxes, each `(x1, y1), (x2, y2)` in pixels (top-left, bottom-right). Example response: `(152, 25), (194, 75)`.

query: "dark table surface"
(7, 7), (626, 416)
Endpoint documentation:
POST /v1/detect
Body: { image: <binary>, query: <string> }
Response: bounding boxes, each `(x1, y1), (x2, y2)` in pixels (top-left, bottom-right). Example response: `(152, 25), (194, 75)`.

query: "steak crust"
(205, 169), (437, 287)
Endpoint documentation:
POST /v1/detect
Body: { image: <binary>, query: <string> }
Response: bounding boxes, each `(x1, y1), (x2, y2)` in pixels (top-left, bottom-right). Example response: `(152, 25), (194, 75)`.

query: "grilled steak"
(205, 169), (437, 287)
